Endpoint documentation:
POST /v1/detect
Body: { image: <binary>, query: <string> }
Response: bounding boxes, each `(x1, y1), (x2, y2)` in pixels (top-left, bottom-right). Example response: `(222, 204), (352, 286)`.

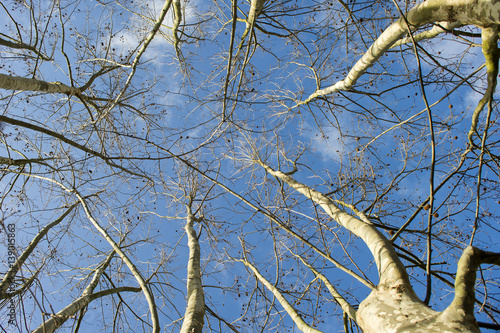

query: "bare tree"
(1, 0), (499, 332)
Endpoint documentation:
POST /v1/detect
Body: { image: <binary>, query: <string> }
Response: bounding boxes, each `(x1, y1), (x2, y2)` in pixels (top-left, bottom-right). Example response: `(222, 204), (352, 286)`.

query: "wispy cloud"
(303, 122), (350, 162)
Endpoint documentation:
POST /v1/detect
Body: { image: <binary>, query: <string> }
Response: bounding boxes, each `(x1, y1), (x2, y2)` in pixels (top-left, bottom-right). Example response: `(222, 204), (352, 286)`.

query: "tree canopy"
(0, 0), (499, 332)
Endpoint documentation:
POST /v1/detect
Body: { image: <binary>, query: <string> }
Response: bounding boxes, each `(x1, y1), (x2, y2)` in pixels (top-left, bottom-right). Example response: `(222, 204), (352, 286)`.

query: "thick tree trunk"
(356, 245), (500, 332)
(357, 286), (478, 333)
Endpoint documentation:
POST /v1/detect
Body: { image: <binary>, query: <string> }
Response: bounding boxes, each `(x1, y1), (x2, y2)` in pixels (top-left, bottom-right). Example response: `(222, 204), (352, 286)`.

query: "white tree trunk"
(180, 206), (205, 333)
(237, 257), (323, 333)
(0, 73), (80, 95)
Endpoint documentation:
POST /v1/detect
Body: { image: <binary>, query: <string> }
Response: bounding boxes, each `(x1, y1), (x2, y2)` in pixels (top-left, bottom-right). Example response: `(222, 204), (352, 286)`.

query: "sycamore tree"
(0, 0), (499, 332)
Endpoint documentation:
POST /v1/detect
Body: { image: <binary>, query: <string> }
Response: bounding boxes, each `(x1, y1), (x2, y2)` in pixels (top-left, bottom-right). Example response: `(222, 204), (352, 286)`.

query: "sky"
(0, 0), (499, 332)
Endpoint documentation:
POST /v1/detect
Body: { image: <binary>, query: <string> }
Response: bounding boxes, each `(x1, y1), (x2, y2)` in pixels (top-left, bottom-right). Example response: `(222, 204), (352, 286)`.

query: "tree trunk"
(257, 161), (500, 332)
(180, 205), (205, 333)
(357, 286), (478, 333)
(0, 74), (80, 94)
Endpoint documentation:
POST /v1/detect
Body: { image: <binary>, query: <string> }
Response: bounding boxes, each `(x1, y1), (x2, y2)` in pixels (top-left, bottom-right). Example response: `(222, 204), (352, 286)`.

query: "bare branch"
(0, 203), (78, 299)
(0, 73), (80, 95)
(256, 159), (410, 288)
(234, 256), (324, 333)
(32, 287), (141, 333)
(443, 246), (500, 326)
(299, 0), (500, 105)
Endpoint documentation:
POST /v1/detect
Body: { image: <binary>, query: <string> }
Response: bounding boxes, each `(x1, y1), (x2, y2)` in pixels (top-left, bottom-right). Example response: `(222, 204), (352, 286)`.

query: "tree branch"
(32, 287), (141, 333)
(443, 246), (500, 322)
(0, 73), (80, 95)
(290, 250), (357, 321)
(256, 159), (410, 289)
(391, 22), (461, 48)
(0, 203), (78, 298)
(234, 257), (323, 333)
(467, 26), (499, 147)
(0, 115), (150, 181)
(298, 0), (500, 106)
(0, 36), (50, 60)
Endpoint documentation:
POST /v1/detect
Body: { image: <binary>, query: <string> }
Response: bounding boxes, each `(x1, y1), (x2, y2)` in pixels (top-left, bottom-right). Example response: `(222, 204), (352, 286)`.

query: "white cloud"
(106, 0), (206, 60)
(464, 77), (486, 112)
(304, 123), (349, 162)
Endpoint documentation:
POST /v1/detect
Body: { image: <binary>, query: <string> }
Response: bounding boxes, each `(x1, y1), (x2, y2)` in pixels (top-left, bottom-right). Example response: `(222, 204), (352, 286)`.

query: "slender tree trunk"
(0, 74), (80, 94)
(180, 205), (205, 333)
(31, 287), (140, 333)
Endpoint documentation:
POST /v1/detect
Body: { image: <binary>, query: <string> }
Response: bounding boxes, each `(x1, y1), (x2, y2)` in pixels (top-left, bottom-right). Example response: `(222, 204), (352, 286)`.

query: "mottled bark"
(467, 26), (499, 145)
(356, 286), (478, 333)
(180, 206), (205, 333)
(357, 246), (500, 332)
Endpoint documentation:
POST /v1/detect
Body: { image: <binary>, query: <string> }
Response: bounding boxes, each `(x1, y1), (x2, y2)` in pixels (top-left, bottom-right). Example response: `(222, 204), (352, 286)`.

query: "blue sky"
(1, 0), (499, 332)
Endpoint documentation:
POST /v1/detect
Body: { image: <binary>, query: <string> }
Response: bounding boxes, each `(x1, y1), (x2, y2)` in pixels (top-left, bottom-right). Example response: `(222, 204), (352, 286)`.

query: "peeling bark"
(357, 246), (499, 332)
